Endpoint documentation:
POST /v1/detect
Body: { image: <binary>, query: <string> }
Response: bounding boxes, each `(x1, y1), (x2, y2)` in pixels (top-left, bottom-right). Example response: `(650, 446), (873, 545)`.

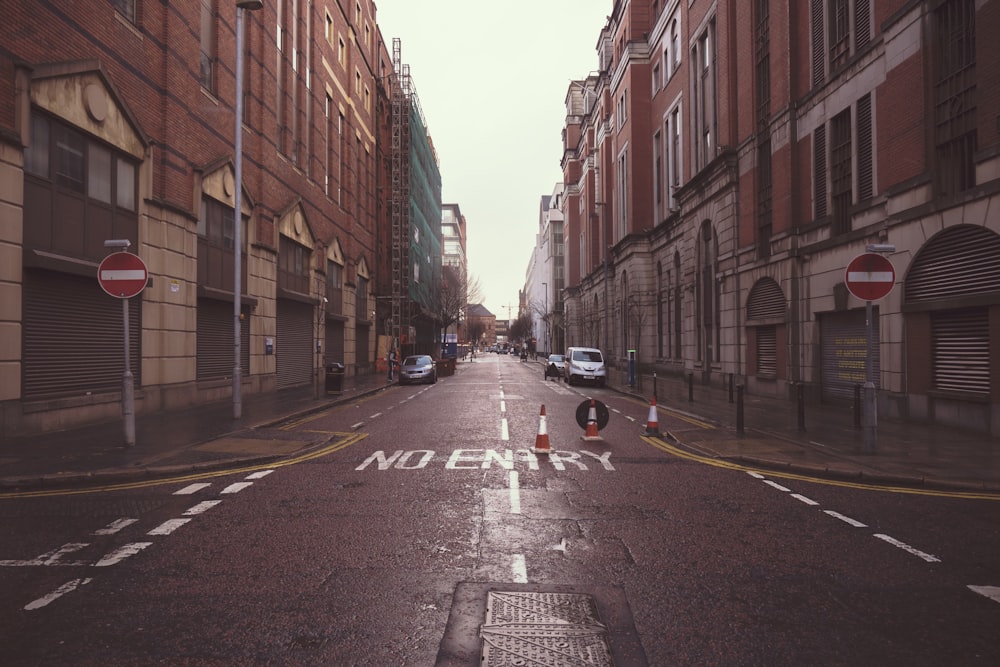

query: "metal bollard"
(853, 383), (862, 429)
(688, 372), (694, 402)
(736, 384), (745, 436)
(797, 383), (806, 432)
(653, 371), (658, 402)
(728, 373), (734, 403)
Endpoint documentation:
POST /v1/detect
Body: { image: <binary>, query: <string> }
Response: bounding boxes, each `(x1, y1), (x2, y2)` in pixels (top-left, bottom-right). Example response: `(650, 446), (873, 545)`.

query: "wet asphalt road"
(1, 354), (999, 665)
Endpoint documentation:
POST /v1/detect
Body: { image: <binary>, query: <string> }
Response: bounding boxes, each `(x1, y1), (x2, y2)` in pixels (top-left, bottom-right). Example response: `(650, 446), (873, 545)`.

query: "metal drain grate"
(480, 591), (613, 666)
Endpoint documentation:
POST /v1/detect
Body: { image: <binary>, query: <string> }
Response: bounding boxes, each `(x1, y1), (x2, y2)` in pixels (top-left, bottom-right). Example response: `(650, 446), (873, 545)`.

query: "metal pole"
(233, 5), (247, 421)
(862, 299), (877, 452)
(736, 384), (744, 436)
(122, 297), (135, 446)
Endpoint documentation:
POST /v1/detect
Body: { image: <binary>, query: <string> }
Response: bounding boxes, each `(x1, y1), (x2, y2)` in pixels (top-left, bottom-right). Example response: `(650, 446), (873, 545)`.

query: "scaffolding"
(390, 38), (411, 350)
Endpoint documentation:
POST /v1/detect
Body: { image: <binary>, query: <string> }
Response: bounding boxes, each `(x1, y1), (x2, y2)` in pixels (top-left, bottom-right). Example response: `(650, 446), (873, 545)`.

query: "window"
(326, 260), (343, 315)
(654, 131), (663, 210)
(652, 64), (661, 95)
(757, 139), (772, 258)
(932, 0), (977, 197)
(199, 0), (216, 91)
(278, 236), (311, 294)
(812, 0), (873, 86)
(325, 13), (334, 42)
(830, 107), (852, 235)
(813, 125), (827, 219)
(670, 19), (680, 71)
(693, 20), (717, 170)
(112, 0), (136, 23)
(668, 106), (681, 209)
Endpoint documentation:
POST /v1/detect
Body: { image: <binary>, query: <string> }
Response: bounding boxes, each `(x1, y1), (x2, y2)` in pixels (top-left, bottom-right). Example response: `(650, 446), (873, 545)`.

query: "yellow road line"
(0, 433), (368, 499)
(641, 435), (1000, 501)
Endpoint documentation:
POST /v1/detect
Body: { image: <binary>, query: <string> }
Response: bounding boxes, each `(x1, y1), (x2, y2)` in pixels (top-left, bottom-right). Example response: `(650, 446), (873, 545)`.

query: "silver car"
(399, 355), (437, 385)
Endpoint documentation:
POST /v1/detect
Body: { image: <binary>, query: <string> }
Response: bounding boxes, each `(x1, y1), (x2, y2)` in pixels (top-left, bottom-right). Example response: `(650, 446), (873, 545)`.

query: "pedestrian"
(387, 349), (396, 382)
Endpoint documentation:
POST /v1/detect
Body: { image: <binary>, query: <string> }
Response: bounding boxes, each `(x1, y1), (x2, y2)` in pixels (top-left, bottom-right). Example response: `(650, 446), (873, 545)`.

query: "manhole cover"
(436, 583), (647, 666)
(481, 591), (612, 665)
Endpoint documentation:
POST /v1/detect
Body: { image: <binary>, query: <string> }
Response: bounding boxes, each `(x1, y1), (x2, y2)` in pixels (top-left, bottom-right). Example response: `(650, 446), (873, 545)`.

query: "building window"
(112, 0), (136, 23)
(757, 139), (772, 258)
(830, 107), (853, 235)
(199, 0), (216, 91)
(278, 236), (310, 294)
(669, 106), (681, 209)
(932, 0), (977, 197)
(813, 125), (827, 219)
(326, 260), (343, 315)
(693, 20), (717, 170)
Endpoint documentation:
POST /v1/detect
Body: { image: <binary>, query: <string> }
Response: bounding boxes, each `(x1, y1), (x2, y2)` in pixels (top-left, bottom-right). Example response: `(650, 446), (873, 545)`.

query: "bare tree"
(438, 269), (484, 339)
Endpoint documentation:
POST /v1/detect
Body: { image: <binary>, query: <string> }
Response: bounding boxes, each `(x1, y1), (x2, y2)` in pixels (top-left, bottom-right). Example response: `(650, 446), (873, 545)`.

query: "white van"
(564, 347), (607, 386)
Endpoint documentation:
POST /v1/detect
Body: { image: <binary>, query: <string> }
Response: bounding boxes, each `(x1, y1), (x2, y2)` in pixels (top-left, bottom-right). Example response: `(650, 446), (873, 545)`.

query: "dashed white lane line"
(245, 470), (274, 480)
(501, 418), (509, 441)
(184, 500), (222, 516)
(873, 534), (941, 563)
(147, 518), (192, 536)
(94, 518), (138, 535)
(968, 585), (1000, 604)
(94, 542), (152, 567)
(174, 482), (211, 495)
(790, 493), (820, 506)
(24, 578), (92, 611)
(512, 554), (527, 583)
(763, 480), (792, 492)
(221, 482), (254, 494)
(824, 510), (868, 528)
(509, 471), (521, 515)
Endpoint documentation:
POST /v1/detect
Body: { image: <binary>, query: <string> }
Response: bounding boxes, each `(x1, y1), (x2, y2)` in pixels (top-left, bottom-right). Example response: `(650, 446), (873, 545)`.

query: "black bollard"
(853, 383), (862, 429)
(797, 383), (806, 432)
(736, 384), (745, 436)
(728, 373), (734, 403)
(688, 372), (694, 402)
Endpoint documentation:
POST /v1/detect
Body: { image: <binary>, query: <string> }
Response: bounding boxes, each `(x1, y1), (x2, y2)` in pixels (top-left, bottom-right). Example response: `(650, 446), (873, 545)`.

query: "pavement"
(1, 356), (998, 494)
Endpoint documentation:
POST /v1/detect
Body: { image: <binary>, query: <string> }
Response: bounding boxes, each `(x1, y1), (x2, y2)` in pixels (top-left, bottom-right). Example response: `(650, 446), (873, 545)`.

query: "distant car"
(399, 355), (437, 385)
(544, 354), (566, 381)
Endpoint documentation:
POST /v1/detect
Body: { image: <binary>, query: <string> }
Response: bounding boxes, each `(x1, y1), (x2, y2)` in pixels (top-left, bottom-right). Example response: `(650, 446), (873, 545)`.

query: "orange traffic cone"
(582, 399), (602, 441)
(643, 396), (661, 437)
(534, 404), (551, 454)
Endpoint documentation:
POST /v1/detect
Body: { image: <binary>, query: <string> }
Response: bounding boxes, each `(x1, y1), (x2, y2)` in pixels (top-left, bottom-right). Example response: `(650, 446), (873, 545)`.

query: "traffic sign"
(98, 251), (148, 299)
(845, 253), (895, 301)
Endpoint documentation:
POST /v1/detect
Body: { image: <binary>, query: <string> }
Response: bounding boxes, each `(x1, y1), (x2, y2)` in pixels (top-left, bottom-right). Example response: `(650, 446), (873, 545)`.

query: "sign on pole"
(845, 253), (895, 301)
(98, 251), (149, 299)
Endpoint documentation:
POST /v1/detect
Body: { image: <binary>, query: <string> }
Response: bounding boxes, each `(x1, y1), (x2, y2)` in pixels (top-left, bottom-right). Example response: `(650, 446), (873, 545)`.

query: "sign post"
(845, 250), (895, 454)
(98, 242), (148, 447)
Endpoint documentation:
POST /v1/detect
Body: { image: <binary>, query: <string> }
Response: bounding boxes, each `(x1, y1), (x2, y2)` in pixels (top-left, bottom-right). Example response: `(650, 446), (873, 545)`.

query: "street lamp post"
(542, 282), (549, 356)
(233, 0), (263, 420)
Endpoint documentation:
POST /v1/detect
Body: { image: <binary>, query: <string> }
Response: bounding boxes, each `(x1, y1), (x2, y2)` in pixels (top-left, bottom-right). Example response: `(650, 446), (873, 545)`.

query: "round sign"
(845, 253), (895, 301)
(98, 252), (148, 299)
(575, 399), (610, 431)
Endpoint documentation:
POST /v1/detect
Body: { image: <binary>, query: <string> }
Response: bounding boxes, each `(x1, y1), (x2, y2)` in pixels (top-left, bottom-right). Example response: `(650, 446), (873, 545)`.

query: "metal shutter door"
(932, 308), (989, 395)
(23, 269), (141, 400)
(197, 298), (249, 381)
(756, 326), (777, 378)
(820, 310), (879, 401)
(276, 300), (313, 388)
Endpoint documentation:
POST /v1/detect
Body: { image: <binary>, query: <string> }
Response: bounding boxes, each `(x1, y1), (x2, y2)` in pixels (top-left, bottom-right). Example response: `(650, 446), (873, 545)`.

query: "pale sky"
(375, 1), (611, 321)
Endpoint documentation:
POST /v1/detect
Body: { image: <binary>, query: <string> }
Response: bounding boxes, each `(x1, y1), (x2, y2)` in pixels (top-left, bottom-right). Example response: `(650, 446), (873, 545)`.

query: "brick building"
(562, 0), (1000, 433)
(0, 1), (426, 436)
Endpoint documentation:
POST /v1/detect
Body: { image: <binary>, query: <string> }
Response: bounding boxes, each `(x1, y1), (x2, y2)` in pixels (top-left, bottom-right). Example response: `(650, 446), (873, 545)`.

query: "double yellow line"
(0, 432), (368, 499)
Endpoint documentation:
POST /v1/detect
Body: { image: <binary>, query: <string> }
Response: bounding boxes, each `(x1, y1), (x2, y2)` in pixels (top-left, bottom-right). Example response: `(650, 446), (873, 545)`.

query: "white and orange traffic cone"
(534, 404), (551, 454)
(643, 396), (661, 437)
(582, 399), (602, 441)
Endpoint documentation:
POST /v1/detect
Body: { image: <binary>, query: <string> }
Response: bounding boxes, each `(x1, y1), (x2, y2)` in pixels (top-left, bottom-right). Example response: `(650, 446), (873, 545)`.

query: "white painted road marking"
(221, 482), (254, 494)
(968, 585), (1000, 604)
(873, 534), (941, 563)
(95, 542), (152, 567)
(509, 471), (521, 515)
(356, 449), (615, 471)
(0, 543), (89, 567)
(824, 510), (868, 528)
(245, 470), (274, 480)
(174, 482), (211, 495)
(512, 554), (527, 583)
(93, 518), (138, 535)
(184, 500), (222, 516)
(24, 578), (92, 611)
(791, 494), (819, 506)
(147, 518), (192, 536)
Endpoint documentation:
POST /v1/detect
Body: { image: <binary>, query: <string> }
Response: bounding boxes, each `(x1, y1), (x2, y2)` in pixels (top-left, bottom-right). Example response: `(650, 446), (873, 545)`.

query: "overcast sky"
(375, 1), (611, 321)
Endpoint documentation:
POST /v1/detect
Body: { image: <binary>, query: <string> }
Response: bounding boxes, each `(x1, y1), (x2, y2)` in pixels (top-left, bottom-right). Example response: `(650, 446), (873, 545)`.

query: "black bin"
(325, 362), (345, 392)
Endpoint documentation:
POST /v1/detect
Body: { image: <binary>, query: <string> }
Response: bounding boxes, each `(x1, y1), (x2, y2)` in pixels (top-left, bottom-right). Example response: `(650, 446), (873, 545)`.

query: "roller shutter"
(325, 318), (345, 364)
(820, 309), (878, 401)
(23, 269), (141, 400)
(276, 300), (313, 388)
(197, 298), (249, 381)
(932, 308), (989, 395)
(756, 326), (777, 378)
(356, 323), (370, 371)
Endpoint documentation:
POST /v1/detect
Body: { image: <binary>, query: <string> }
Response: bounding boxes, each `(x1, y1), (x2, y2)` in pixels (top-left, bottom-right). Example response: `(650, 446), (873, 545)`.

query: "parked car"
(564, 347), (606, 386)
(544, 354), (566, 381)
(399, 355), (437, 385)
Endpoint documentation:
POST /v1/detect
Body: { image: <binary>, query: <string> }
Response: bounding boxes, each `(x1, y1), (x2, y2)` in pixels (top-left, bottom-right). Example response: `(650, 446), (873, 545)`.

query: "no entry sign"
(98, 251), (148, 299)
(845, 253), (895, 301)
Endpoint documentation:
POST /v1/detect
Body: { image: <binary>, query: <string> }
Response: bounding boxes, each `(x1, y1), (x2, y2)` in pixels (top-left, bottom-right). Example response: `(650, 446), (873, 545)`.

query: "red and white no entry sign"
(845, 253), (895, 301)
(98, 251), (149, 299)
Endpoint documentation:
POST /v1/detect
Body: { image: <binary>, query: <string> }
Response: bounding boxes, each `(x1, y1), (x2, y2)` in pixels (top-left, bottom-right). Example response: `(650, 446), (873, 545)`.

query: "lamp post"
(542, 282), (548, 356)
(233, 0), (263, 420)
